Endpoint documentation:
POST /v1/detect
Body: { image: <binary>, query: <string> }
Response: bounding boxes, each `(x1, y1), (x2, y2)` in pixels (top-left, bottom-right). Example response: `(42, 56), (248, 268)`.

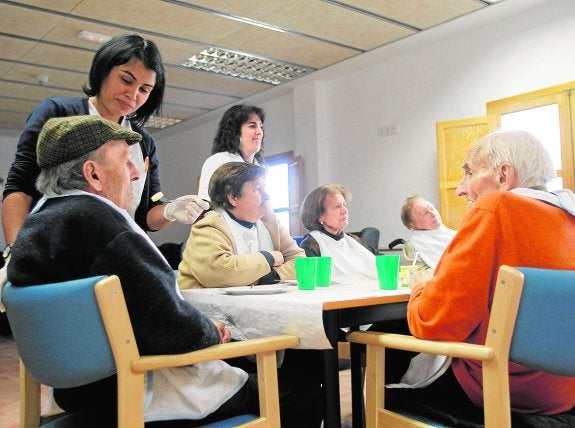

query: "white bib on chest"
(218, 208), (274, 254)
(409, 225), (456, 269)
(310, 230), (375, 278)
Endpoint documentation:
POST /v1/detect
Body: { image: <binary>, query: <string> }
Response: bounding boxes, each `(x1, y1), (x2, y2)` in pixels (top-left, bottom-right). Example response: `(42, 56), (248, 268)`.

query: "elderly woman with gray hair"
(178, 162), (304, 289)
(300, 184), (376, 279)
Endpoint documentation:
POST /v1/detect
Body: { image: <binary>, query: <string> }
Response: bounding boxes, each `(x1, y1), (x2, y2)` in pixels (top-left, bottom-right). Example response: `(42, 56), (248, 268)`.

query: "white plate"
(221, 285), (287, 295)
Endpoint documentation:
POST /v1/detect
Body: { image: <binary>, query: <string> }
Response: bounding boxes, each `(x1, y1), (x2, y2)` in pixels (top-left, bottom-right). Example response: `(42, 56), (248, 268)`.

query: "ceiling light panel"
(179, 47), (312, 85)
(77, 30), (112, 44)
(145, 116), (182, 129)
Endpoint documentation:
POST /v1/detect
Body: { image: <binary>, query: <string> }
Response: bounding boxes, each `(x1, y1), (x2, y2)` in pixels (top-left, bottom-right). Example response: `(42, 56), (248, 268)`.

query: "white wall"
(151, 0), (575, 246)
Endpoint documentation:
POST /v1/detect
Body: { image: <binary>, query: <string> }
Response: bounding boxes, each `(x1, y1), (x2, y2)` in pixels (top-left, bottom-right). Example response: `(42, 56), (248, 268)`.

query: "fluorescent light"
(180, 47), (311, 85)
(145, 116), (182, 130)
(78, 30), (112, 44)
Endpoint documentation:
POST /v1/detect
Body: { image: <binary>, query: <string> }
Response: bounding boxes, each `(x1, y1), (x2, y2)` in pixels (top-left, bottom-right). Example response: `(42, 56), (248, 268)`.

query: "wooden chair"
(3, 275), (299, 427)
(348, 265), (575, 427)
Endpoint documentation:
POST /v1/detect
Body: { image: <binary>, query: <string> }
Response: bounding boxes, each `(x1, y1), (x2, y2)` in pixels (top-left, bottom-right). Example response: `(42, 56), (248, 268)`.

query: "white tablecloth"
(181, 273), (410, 349)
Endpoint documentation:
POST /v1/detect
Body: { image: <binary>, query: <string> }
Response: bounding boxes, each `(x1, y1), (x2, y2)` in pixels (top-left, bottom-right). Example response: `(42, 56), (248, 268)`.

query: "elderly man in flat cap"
(6, 116), (322, 427)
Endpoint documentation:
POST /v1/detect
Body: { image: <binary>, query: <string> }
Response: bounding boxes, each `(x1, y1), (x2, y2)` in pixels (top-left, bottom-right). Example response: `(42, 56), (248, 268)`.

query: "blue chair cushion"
(3, 276), (116, 388)
(512, 268), (575, 376)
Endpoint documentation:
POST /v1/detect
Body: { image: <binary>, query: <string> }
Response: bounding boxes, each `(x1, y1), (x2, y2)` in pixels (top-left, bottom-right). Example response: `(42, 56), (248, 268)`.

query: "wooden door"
(436, 115), (496, 230)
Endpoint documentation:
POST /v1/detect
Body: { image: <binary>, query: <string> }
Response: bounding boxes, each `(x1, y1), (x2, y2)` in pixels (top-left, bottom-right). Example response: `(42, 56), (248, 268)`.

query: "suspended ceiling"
(0, 0), (500, 132)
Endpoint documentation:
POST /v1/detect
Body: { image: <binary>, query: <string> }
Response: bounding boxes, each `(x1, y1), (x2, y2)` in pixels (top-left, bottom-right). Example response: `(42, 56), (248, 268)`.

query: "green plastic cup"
(376, 255), (400, 290)
(295, 257), (317, 290)
(315, 256), (332, 287)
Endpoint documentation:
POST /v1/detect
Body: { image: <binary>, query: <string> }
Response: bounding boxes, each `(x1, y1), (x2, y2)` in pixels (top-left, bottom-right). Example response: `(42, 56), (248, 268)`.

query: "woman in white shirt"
(198, 104), (265, 200)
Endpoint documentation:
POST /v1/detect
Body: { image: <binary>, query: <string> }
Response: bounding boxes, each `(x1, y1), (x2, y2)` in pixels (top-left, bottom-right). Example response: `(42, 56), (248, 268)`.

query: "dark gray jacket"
(8, 195), (220, 355)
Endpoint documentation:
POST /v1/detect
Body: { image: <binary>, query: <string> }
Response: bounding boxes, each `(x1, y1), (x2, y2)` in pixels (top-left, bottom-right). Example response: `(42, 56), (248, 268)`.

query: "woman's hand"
(270, 251), (284, 267)
(214, 321), (232, 343)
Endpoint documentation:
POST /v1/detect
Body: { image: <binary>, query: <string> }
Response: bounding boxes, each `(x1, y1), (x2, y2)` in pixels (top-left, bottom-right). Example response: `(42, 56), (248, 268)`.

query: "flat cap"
(37, 115), (142, 168)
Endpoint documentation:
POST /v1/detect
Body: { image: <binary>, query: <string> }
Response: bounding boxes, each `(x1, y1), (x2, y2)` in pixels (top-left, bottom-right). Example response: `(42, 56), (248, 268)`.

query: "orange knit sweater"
(409, 191), (575, 414)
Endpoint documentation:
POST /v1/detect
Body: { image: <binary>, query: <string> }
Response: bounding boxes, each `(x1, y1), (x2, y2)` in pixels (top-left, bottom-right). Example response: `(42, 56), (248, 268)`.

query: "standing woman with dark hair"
(2, 34), (207, 247)
(197, 104), (266, 200)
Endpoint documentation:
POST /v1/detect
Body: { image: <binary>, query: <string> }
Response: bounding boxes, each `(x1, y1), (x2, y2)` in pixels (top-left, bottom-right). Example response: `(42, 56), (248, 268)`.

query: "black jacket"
(3, 96), (163, 231)
(8, 195), (220, 355)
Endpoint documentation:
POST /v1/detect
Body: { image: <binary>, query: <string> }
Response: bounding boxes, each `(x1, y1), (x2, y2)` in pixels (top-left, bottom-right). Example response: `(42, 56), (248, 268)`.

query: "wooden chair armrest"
(347, 331), (493, 362)
(132, 335), (299, 373)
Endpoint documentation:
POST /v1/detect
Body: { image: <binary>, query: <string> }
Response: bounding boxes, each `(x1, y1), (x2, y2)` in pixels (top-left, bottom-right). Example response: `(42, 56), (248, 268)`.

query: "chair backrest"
(349, 227), (380, 254)
(292, 235), (305, 247)
(511, 267), (575, 376)
(3, 276), (116, 388)
(360, 227), (380, 254)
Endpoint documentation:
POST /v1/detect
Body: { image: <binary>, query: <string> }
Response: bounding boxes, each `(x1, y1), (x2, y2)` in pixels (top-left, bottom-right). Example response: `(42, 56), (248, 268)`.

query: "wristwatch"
(2, 243), (12, 260)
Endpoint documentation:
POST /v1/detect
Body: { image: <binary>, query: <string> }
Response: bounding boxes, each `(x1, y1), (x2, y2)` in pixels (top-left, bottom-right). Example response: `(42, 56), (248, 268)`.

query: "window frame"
(265, 151), (304, 235)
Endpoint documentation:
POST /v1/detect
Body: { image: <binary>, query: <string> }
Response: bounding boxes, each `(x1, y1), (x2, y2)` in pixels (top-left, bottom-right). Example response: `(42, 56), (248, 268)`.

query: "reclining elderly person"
(178, 162), (305, 289)
(400, 195), (456, 272)
(6, 115), (319, 427)
(386, 130), (575, 424)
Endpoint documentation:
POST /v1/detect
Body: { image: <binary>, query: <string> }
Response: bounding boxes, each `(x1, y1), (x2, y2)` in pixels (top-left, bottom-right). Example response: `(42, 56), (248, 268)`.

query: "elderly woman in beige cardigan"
(178, 162), (304, 289)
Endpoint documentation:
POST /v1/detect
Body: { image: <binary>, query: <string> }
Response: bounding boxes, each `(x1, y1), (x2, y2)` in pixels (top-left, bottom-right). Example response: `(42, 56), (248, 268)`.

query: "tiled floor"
(0, 334), (21, 428)
(0, 333), (353, 427)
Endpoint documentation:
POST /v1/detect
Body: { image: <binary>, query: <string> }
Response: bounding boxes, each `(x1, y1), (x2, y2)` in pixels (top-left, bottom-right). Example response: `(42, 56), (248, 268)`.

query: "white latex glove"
(163, 195), (209, 224)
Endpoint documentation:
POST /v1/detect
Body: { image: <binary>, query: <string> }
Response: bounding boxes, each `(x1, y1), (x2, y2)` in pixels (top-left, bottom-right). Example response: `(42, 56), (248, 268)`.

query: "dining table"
(180, 273), (410, 428)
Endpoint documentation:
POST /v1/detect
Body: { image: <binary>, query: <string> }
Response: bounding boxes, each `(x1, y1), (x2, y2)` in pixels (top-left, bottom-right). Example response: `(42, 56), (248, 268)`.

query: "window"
(487, 81), (575, 191)
(265, 151), (303, 235)
(499, 105), (563, 190)
(267, 162), (290, 230)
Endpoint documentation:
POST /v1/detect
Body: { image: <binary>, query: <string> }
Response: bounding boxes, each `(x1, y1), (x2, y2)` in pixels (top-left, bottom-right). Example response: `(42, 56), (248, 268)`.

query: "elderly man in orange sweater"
(389, 130), (575, 424)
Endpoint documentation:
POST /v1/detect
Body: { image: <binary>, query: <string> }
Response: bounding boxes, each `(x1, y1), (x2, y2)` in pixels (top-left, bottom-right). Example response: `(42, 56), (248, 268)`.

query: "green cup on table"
(295, 257), (317, 290)
(375, 254), (400, 290)
(315, 256), (332, 287)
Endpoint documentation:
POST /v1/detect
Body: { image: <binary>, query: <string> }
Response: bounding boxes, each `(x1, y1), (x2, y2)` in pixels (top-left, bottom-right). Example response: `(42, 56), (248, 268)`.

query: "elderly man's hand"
(409, 268), (434, 290)
(214, 321), (232, 344)
(163, 195), (209, 224)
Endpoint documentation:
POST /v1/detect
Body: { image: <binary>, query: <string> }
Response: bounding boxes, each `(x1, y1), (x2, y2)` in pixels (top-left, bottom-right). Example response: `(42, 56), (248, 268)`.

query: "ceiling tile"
(0, 3), (62, 39)
(166, 66), (270, 98)
(163, 86), (238, 109)
(342, 0), (485, 29)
